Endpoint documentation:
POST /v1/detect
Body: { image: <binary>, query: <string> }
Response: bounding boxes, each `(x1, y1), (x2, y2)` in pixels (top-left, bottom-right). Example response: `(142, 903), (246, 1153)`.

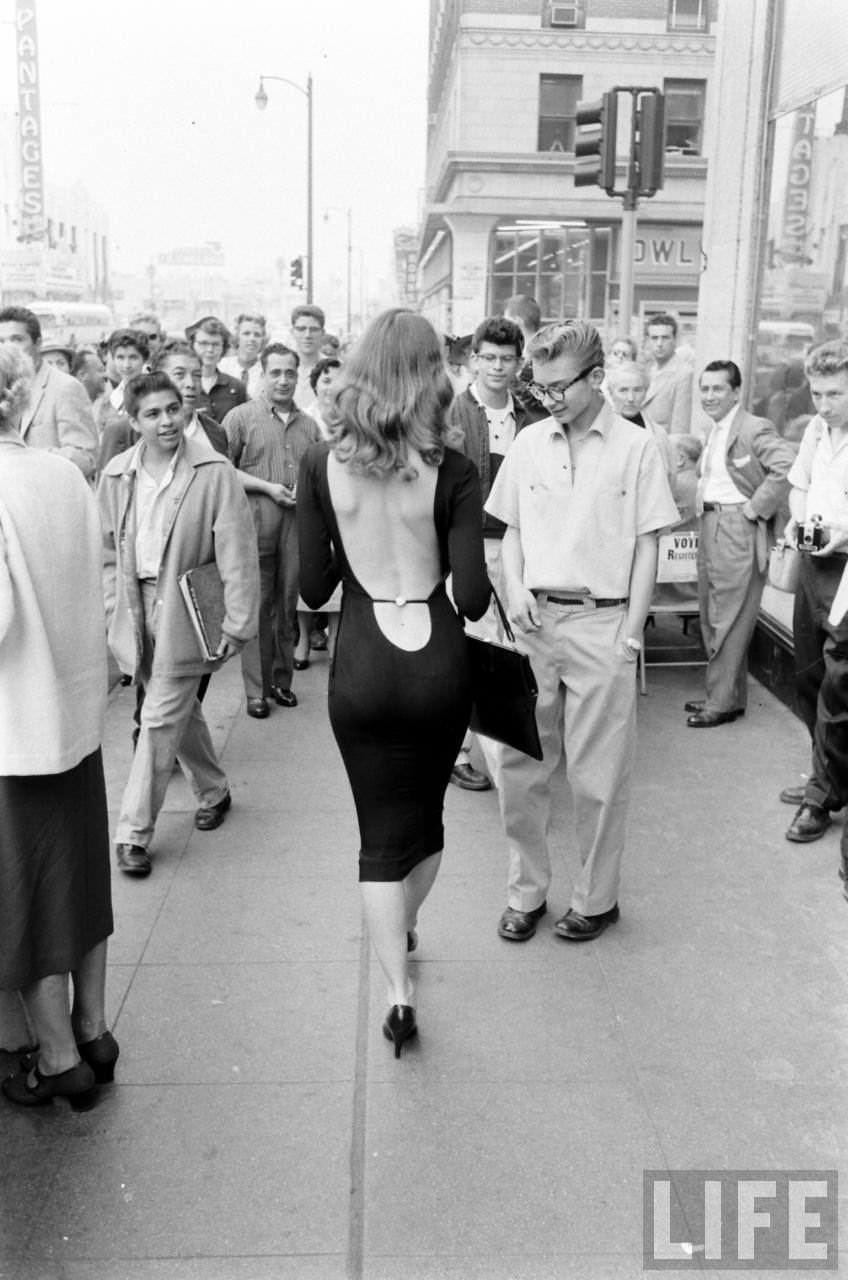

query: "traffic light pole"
(573, 85), (665, 341)
(617, 88), (642, 339)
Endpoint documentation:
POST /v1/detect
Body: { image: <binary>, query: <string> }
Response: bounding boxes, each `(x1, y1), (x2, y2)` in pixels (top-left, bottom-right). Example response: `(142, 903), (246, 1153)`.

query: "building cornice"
(465, 29), (715, 56)
(429, 151), (708, 205)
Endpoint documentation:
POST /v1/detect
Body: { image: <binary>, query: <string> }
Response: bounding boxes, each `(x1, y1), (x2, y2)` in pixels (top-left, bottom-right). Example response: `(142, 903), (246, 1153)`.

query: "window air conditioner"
(550, 2), (579, 26)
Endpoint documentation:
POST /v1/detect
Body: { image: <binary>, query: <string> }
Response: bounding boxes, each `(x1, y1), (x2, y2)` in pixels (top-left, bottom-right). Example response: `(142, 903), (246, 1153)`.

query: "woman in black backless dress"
(298, 310), (490, 1057)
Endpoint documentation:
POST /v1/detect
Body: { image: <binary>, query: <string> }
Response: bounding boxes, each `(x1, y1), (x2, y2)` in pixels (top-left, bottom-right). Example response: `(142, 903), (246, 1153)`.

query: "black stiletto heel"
(382, 1005), (417, 1059)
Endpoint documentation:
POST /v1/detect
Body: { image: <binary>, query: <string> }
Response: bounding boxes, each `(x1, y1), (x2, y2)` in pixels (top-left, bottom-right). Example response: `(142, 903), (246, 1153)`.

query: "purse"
(768, 539), (801, 594)
(465, 588), (543, 760)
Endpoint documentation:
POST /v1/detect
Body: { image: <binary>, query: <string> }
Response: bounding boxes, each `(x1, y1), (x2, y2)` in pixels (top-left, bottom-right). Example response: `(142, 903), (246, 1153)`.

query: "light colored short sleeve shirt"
(485, 402), (678, 596)
(132, 443), (180, 578)
(788, 415), (848, 525)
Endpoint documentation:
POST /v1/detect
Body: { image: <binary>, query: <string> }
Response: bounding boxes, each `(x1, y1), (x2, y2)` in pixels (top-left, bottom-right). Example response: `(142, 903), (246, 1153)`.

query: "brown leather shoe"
(686, 709), (745, 728)
(115, 843), (151, 877)
(450, 762), (492, 791)
(271, 686), (298, 708)
(195, 791), (232, 831)
(785, 802), (830, 843)
(554, 903), (620, 941)
(246, 697), (269, 719)
(497, 902), (547, 941)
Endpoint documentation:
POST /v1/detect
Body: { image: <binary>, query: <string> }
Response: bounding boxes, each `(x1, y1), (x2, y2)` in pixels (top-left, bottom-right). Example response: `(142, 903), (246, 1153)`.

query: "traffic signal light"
(636, 90), (665, 195)
(290, 256), (303, 289)
(574, 91), (618, 193)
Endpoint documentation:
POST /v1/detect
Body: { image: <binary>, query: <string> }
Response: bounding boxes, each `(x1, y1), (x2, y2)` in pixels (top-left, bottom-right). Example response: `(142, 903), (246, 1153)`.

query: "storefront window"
(754, 82), (848, 633)
(753, 85), (848, 442)
(489, 223), (593, 323)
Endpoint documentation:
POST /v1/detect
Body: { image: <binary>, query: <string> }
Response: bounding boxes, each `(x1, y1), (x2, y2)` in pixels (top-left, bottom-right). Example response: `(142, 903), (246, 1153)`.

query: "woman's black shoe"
(2, 1060), (98, 1110)
(382, 1005), (417, 1059)
(77, 1031), (120, 1083)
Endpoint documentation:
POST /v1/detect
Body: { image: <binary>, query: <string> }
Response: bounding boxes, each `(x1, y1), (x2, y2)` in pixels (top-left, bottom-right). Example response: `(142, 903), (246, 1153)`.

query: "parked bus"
(28, 301), (114, 351)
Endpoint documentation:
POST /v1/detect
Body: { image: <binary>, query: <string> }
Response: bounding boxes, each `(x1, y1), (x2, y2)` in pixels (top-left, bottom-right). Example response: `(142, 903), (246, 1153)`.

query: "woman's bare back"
(327, 449), (440, 651)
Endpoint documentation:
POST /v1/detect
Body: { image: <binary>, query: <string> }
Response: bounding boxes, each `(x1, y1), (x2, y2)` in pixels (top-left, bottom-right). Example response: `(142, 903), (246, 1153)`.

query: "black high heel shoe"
(20, 1030), (119, 1084)
(78, 1031), (120, 1083)
(2, 1060), (99, 1111)
(382, 1005), (417, 1059)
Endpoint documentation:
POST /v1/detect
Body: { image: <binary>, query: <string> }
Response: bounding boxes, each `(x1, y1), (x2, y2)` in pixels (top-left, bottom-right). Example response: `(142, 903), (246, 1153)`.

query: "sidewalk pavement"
(2, 648), (847, 1280)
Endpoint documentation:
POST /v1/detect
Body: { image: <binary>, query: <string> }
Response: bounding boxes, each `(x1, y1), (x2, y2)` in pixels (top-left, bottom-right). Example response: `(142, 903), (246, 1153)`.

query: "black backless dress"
(298, 443), (490, 881)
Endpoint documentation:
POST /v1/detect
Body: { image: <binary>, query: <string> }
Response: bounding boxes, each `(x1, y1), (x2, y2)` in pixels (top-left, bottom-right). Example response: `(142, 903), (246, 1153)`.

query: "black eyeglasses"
(529, 365), (597, 405)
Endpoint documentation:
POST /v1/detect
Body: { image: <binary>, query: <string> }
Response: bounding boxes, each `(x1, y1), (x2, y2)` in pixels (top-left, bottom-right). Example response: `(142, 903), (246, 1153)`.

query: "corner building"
(420, 0), (717, 338)
(694, 0), (848, 690)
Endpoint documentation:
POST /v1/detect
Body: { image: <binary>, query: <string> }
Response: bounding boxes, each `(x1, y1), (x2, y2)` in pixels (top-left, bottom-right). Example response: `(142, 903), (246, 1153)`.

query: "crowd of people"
(1, 290), (847, 1099)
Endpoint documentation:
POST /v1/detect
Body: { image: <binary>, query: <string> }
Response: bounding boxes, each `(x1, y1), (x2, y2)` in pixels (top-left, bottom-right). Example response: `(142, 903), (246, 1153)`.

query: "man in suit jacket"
(0, 306), (98, 479)
(686, 360), (794, 727)
(642, 312), (694, 436)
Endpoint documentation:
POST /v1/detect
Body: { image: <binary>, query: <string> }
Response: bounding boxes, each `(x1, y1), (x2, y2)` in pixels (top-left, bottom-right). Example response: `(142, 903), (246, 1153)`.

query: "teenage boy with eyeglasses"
(486, 320), (678, 943)
(447, 316), (546, 790)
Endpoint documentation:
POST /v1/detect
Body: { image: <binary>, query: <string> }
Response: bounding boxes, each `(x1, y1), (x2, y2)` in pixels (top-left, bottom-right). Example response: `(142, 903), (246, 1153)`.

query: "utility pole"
(574, 87), (665, 337)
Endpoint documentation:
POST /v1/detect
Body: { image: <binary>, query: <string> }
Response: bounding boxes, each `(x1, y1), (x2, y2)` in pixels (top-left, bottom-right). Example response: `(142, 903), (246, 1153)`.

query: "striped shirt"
(223, 396), (320, 490)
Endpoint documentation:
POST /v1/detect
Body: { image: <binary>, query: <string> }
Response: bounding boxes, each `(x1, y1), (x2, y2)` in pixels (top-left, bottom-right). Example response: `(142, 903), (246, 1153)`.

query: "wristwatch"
(624, 637), (642, 653)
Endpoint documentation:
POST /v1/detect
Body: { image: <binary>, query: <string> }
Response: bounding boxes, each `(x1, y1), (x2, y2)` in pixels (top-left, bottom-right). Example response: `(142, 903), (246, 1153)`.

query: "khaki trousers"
(697, 506), (765, 713)
(495, 602), (637, 917)
(115, 583), (229, 849)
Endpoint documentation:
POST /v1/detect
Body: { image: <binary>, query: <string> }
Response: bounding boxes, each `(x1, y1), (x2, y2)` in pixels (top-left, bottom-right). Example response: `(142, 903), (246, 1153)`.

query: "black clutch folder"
(466, 587), (543, 761)
(178, 562), (226, 661)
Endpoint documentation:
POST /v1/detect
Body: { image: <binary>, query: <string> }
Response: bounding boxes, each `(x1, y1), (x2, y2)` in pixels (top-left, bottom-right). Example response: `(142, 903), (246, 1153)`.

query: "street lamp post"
(255, 72), (314, 304)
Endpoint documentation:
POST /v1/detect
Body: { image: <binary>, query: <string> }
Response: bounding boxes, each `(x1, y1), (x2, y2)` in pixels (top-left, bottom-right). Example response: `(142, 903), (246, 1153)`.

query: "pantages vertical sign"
(16, 0), (45, 242)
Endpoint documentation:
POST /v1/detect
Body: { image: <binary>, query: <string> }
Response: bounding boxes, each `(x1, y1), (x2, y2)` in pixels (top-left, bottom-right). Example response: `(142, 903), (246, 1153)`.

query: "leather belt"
(536, 593), (628, 609)
(702, 501), (744, 512)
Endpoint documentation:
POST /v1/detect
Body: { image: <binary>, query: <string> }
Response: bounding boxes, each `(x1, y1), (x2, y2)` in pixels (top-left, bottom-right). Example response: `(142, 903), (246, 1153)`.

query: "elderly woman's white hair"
(0, 344), (33, 428)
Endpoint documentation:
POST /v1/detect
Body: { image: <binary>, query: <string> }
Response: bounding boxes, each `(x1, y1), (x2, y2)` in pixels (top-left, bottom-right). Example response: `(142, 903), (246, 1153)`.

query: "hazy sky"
(0, 0), (428, 293)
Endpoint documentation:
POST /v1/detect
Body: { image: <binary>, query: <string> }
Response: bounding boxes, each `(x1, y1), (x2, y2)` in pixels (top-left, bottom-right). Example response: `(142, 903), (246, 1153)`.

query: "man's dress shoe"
(686, 709), (745, 728)
(785, 802), (830, 843)
(271, 686), (298, 708)
(554, 903), (620, 941)
(246, 698), (269, 719)
(450, 762), (492, 791)
(195, 791), (232, 831)
(684, 699), (704, 712)
(498, 902), (547, 941)
(115, 843), (151, 877)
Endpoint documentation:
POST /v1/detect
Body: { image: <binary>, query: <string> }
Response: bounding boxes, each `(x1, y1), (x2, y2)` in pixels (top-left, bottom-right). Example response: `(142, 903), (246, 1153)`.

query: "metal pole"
(618, 196), (637, 337)
(618, 88), (640, 337)
(306, 73), (314, 304)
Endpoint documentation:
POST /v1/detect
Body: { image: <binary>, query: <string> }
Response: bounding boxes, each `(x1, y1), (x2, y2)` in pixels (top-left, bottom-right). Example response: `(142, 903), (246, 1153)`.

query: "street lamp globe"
(254, 80), (268, 111)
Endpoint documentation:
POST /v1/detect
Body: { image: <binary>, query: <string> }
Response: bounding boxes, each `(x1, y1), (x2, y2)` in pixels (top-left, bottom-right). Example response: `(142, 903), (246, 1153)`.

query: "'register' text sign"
(643, 1170), (838, 1269)
(16, 1), (45, 242)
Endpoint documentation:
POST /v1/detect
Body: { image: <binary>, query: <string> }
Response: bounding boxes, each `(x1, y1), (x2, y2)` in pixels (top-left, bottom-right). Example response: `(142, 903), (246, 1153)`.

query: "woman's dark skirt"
(0, 748), (113, 990)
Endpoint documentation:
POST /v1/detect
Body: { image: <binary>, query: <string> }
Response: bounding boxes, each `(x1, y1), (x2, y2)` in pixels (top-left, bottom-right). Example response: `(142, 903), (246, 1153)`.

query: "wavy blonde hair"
(328, 309), (461, 479)
(0, 345), (33, 429)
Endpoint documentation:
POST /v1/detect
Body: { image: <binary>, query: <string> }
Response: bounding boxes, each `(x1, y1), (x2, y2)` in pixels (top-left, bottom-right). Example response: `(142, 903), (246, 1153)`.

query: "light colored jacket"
(18, 360), (98, 479)
(697, 407), (794, 570)
(642, 355), (694, 435)
(0, 436), (107, 773)
(97, 436), (260, 679)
